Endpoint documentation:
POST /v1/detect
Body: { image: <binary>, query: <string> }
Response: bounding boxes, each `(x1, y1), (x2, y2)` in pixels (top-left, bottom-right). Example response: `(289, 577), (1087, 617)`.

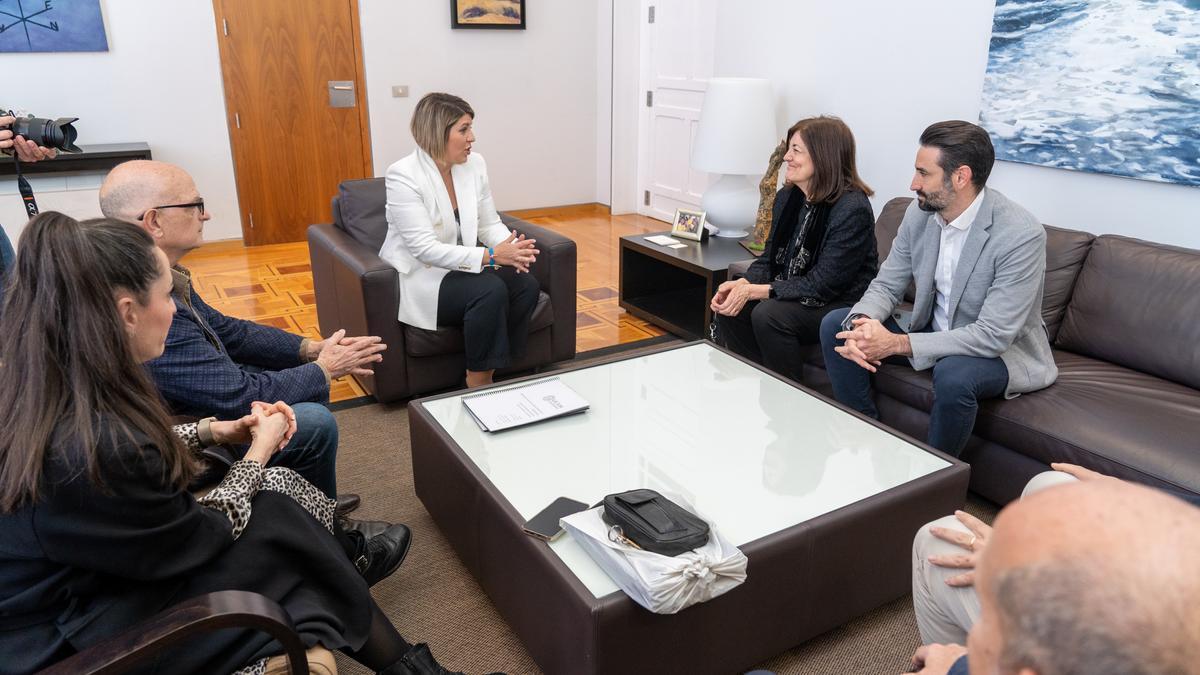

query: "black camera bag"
(601, 489), (710, 556)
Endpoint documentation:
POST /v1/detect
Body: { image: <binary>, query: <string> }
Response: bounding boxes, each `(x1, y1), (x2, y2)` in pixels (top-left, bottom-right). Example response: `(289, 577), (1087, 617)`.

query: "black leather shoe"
(377, 643), (500, 675)
(354, 524), (411, 587)
(335, 493), (361, 517)
(339, 516), (391, 540)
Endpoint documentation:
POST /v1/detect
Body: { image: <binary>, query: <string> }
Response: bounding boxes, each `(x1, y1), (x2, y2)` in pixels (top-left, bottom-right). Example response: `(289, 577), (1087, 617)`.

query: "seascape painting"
(0, 0), (108, 52)
(451, 0), (525, 29)
(979, 0), (1200, 187)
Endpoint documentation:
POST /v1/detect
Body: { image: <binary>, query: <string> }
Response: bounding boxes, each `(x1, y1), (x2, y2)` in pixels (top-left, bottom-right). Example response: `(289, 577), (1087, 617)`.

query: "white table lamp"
(691, 78), (777, 239)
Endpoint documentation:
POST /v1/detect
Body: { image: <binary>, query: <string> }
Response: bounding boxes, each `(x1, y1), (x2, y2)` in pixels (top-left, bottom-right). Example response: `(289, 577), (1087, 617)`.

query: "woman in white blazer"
(379, 93), (540, 388)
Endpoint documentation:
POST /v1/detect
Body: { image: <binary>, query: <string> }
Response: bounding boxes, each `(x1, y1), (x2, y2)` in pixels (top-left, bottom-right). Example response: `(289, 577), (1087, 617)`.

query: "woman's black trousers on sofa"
(437, 267), (540, 372)
(715, 298), (851, 383)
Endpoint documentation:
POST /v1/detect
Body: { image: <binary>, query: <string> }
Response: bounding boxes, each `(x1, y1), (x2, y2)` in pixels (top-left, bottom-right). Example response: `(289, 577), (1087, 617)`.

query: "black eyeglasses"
(137, 199), (205, 220)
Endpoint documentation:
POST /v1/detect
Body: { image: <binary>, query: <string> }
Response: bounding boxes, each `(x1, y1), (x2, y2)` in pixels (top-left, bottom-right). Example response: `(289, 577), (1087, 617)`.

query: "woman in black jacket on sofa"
(0, 213), (473, 675)
(711, 115), (878, 382)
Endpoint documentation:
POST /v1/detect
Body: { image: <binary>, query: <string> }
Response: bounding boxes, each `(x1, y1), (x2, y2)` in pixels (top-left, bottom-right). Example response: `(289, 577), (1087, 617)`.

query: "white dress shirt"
(931, 188), (986, 331)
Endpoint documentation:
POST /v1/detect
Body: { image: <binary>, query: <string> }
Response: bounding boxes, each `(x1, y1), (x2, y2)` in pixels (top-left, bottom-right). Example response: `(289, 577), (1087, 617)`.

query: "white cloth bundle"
(560, 503), (748, 614)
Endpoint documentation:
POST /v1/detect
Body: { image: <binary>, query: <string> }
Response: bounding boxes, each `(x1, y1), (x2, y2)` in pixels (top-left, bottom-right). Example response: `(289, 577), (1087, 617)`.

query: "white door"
(637, 0), (716, 222)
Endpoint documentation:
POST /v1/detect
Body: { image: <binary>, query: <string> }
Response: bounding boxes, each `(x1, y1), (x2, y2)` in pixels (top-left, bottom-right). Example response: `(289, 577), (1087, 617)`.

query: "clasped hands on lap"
(210, 400), (298, 465)
(485, 230), (540, 273)
(710, 286), (914, 375)
(834, 317), (912, 372)
(710, 278), (769, 317)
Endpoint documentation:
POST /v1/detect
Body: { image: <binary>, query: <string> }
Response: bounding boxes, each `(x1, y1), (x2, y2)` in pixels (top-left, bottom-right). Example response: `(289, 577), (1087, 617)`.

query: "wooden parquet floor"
(179, 203), (667, 402)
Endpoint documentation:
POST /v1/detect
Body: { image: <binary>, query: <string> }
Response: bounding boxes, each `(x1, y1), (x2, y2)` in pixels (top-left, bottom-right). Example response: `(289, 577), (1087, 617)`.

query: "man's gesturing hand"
(314, 329), (387, 379)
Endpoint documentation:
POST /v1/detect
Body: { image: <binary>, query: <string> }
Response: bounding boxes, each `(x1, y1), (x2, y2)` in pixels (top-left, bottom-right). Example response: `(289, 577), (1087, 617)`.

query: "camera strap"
(12, 153), (38, 217)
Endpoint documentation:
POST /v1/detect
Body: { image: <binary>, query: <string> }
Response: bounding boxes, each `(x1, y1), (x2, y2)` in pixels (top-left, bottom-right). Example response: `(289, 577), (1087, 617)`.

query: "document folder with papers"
(461, 377), (589, 432)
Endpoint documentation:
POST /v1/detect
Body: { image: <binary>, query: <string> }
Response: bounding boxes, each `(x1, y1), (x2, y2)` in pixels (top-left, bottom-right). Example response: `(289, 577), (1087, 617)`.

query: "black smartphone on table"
(522, 497), (589, 541)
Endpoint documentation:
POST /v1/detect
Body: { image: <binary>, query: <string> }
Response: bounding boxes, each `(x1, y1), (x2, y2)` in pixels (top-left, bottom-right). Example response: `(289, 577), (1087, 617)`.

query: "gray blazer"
(849, 189), (1057, 397)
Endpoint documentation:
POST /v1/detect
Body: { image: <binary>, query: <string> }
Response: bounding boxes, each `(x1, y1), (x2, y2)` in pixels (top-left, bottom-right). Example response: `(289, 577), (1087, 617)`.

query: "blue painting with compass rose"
(0, 0), (108, 52)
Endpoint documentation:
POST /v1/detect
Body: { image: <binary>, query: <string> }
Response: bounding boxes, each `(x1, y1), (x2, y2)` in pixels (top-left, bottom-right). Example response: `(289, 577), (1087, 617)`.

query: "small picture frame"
(451, 0), (526, 30)
(670, 208), (708, 242)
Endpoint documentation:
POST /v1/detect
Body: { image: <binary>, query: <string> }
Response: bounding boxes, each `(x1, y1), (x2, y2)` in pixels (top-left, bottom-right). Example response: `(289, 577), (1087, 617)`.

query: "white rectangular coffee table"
(409, 342), (968, 674)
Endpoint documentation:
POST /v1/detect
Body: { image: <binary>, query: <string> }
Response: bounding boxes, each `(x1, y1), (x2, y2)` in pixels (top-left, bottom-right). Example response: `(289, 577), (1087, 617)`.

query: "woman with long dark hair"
(0, 213), (477, 675)
(710, 115), (878, 382)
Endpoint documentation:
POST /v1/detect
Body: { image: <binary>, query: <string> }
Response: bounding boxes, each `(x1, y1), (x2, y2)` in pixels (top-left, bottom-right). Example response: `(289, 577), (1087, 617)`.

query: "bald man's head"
(968, 480), (1200, 675)
(99, 160), (209, 264)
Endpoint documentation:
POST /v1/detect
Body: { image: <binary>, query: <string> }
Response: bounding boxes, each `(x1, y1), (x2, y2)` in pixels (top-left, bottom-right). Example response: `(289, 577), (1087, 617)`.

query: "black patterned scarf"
(767, 185), (829, 282)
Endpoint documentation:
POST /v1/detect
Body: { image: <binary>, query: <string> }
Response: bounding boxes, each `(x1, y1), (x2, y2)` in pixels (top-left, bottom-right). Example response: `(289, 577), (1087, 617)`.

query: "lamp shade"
(690, 78), (777, 176)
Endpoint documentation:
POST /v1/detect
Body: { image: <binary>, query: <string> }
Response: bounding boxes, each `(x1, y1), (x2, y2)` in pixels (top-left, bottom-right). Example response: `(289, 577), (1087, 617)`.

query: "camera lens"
(12, 116), (80, 153)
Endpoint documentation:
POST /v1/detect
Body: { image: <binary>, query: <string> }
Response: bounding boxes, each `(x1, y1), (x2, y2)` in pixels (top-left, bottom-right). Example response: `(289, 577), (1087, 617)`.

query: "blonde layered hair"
(411, 92), (475, 161)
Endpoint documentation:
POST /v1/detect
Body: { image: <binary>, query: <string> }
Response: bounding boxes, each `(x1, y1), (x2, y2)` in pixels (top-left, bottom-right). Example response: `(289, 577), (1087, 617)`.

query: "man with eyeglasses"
(98, 161), (407, 583)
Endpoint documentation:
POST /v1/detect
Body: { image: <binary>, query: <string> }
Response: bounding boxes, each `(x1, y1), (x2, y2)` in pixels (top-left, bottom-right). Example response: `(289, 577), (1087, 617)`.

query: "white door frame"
(611, 1), (715, 219)
(609, 2), (644, 215)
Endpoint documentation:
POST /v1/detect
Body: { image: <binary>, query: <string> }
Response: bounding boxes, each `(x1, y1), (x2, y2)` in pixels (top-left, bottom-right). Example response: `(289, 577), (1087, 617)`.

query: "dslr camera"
(2, 109), (80, 153)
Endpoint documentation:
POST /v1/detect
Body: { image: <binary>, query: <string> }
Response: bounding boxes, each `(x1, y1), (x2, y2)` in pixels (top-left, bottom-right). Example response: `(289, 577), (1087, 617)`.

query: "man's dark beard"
(915, 179), (955, 213)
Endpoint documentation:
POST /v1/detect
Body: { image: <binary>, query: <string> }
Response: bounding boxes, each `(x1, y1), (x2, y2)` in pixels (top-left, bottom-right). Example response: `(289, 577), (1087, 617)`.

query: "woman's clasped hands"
(491, 230), (540, 272)
(210, 401), (298, 465)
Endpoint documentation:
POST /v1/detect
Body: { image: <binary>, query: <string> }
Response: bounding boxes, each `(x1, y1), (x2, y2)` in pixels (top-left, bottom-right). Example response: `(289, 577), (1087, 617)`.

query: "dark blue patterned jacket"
(145, 267), (329, 419)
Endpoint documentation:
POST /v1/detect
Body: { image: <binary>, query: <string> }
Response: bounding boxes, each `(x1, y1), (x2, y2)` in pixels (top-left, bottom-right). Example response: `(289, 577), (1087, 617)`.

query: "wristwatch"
(840, 313), (868, 332)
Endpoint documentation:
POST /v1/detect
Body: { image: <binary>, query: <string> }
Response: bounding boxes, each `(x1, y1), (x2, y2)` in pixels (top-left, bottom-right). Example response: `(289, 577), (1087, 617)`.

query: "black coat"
(0, 422), (371, 674)
(744, 187), (878, 305)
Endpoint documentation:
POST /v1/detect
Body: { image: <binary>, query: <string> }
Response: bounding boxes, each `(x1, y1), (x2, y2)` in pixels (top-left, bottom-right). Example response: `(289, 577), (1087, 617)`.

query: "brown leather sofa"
(739, 197), (1200, 504)
(308, 178), (577, 403)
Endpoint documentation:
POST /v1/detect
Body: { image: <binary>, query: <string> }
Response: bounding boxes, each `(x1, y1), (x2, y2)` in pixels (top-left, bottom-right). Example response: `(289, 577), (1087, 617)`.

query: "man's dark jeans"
(819, 307), (1008, 457)
(268, 401), (339, 497)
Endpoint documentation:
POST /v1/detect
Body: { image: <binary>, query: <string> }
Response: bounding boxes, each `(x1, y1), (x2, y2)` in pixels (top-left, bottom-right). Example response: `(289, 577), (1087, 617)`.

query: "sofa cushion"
(334, 178), (388, 252)
(873, 198), (917, 303)
(1056, 235), (1200, 390)
(404, 291), (555, 357)
(1040, 225), (1094, 341)
(872, 350), (1200, 493)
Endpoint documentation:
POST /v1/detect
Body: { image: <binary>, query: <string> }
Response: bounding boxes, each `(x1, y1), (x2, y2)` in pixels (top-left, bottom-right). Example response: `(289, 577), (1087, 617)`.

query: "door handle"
(328, 80), (356, 108)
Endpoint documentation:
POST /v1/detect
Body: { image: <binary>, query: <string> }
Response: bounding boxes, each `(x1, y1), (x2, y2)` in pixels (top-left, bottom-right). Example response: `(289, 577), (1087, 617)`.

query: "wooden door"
(213, 0), (372, 245)
(637, 0), (715, 222)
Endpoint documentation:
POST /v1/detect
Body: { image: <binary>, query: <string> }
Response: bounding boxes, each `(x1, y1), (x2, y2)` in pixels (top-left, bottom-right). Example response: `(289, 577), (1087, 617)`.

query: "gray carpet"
(330, 344), (997, 675)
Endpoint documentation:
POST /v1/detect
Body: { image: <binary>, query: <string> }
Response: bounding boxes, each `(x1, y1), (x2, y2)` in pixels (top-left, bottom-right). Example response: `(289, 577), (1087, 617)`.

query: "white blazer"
(379, 149), (512, 330)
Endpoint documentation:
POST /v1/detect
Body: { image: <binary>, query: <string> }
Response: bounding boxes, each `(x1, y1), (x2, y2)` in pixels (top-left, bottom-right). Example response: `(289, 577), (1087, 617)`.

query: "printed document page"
(462, 378), (589, 432)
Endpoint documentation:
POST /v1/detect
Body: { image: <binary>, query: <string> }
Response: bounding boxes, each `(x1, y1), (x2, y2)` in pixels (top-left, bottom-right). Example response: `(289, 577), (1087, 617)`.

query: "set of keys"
(606, 524), (643, 550)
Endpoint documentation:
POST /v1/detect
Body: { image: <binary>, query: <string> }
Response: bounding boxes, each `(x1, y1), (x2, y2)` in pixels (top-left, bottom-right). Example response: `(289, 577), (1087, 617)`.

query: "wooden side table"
(618, 231), (756, 339)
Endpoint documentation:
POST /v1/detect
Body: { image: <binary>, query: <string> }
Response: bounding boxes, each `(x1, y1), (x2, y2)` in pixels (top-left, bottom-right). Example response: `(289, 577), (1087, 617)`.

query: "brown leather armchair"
(308, 178), (577, 402)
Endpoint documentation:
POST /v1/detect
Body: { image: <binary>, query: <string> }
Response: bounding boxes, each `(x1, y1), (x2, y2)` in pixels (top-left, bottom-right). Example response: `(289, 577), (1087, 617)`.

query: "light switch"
(391, 85), (409, 98)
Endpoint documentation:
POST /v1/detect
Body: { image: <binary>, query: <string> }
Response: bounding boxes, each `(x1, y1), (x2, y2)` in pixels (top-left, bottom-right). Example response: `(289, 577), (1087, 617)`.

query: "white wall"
(712, 0), (1200, 250)
(3, 0), (605, 248)
(357, 0), (600, 211)
(1, 0), (240, 243)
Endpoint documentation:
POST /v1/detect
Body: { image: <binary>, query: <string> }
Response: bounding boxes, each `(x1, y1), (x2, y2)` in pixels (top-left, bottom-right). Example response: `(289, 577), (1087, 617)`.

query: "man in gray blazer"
(819, 121), (1056, 456)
